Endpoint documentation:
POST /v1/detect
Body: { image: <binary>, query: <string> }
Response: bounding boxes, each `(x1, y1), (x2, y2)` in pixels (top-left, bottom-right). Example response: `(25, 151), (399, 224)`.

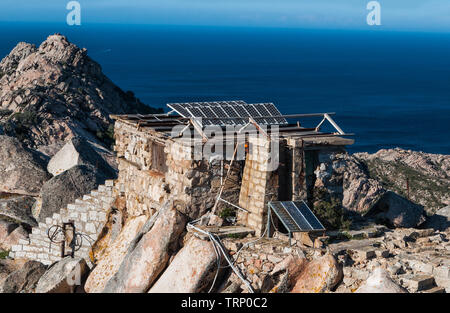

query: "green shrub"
(219, 207), (235, 219)
(0, 250), (9, 259)
(312, 198), (352, 231)
(0, 109), (12, 117)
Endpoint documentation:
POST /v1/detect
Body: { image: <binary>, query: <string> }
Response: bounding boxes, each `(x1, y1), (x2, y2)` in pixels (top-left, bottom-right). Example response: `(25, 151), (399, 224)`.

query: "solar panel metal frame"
(268, 200), (325, 232)
(269, 202), (301, 233)
(167, 100), (288, 126)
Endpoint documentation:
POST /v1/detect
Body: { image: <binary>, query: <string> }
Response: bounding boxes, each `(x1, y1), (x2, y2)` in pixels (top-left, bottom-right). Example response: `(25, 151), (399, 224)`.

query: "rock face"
(149, 237), (218, 293)
(0, 219), (29, 251)
(0, 34), (161, 150)
(47, 136), (117, 177)
(291, 254), (343, 293)
(366, 191), (426, 228)
(84, 215), (147, 293)
(355, 148), (450, 213)
(355, 268), (407, 293)
(0, 135), (50, 196)
(35, 165), (109, 222)
(0, 259), (27, 290)
(0, 196), (37, 227)
(0, 260), (46, 293)
(342, 154), (386, 214)
(103, 205), (186, 293)
(35, 257), (89, 293)
(424, 206), (450, 231)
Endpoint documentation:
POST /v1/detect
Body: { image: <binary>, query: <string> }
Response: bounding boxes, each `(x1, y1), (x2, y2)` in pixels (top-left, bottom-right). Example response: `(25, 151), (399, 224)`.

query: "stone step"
(18, 238), (29, 245)
(105, 180), (114, 187)
(51, 213), (62, 223)
(402, 274), (436, 292)
(421, 286), (446, 293)
(75, 198), (86, 205)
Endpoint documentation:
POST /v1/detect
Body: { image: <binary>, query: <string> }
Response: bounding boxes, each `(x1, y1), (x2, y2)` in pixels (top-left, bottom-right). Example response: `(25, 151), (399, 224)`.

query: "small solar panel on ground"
(281, 201), (315, 231)
(293, 201), (325, 230)
(268, 201), (325, 232)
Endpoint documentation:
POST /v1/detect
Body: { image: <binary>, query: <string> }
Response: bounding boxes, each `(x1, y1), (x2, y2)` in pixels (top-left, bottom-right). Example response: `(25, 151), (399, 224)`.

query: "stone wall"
(113, 121), (241, 220)
(238, 136), (278, 236)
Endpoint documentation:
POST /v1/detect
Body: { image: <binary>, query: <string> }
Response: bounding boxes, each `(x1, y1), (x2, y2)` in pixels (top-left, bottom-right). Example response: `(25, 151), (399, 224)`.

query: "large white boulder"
(47, 136), (116, 177)
(84, 215), (147, 293)
(103, 205), (186, 293)
(356, 268), (407, 293)
(149, 236), (219, 293)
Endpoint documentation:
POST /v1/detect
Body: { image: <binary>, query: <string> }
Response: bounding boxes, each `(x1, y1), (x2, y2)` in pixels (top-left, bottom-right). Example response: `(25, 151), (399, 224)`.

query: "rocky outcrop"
(35, 257), (89, 293)
(0, 219), (29, 251)
(0, 259), (27, 290)
(341, 154), (386, 214)
(0, 135), (50, 196)
(47, 136), (117, 177)
(149, 236), (219, 293)
(0, 196), (36, 227)
(0, 260), (46, 293)
(355, 148), (450, 213)
(84, 215), (147, 293)
(35, 165), (110, 222)
(356, 268), (406, 293)
(424, 206), (450, 231)
(291, 254), (343, 293)
(366, 191), (425, 228)
(103, 204), (186, 293)
(0, 34), (161, 150)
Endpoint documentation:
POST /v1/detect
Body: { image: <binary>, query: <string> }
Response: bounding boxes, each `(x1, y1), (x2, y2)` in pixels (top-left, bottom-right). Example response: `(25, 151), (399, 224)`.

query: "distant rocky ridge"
(342, 148), (449, 218)
(0, 34), (162, 151)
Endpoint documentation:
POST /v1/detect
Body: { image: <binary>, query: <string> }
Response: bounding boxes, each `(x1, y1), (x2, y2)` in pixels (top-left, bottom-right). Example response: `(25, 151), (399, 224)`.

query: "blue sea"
(1, 23), (449, 154)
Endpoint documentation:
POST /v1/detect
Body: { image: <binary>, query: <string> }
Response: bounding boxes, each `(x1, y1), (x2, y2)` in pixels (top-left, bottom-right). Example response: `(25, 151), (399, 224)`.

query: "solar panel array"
(167, 101), (287, 126)
(268, 201), (325, 232)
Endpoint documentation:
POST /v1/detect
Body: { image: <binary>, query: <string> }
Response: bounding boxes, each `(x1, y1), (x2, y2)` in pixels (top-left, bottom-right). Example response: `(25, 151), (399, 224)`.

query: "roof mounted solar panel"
(167, 100), (288, 126)
(268, 201), (325, 232)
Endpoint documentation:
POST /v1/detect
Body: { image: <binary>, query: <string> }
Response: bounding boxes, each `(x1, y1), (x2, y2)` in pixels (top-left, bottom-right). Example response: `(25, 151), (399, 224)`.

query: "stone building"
(110, 101), (354, 236)
(10, 101), (353, 265)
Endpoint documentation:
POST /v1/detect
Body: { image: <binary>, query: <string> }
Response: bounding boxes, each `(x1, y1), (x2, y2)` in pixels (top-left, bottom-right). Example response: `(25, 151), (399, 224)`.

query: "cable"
(187, 220), (255, 293)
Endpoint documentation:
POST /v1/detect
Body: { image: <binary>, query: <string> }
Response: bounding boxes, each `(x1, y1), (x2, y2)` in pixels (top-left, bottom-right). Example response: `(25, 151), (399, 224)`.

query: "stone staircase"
(9, 180), (115, 266)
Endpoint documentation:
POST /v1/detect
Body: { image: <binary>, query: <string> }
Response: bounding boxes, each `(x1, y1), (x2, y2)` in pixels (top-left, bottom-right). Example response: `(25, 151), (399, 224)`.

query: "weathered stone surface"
(84, 215), (147, 293)
(341, 154), (386, 214)
(149, 237), (218, 293)
(36, 165), (109, 221)
(0, 259), (27, 291)
(35, 257), (89, 293)
(0, 219), (29, 251)
(356, 268), (407, 293)
(356, 148), (450, 213)
(0, 34), (161, 149)
(424, 206), (450, 231)
(291, 254), (343, 293)
(366, 191), (426, 228)
(0, 136), (50, 196)
(0, 196), (36, 227)
(103, 205), (186, 293)
(0, 260), (46, 293)
(47, 136), (117, 177)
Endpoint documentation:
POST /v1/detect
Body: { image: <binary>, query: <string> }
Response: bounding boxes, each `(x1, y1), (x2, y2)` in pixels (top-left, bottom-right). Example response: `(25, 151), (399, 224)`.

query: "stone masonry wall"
(113, 121), (241, 220)
(9, 180), (115, 266)
(238, 136), (278, 236)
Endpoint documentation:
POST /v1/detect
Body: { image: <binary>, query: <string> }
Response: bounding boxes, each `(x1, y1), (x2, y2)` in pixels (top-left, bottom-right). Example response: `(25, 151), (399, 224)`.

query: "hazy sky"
(1, 0), (450, 31)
